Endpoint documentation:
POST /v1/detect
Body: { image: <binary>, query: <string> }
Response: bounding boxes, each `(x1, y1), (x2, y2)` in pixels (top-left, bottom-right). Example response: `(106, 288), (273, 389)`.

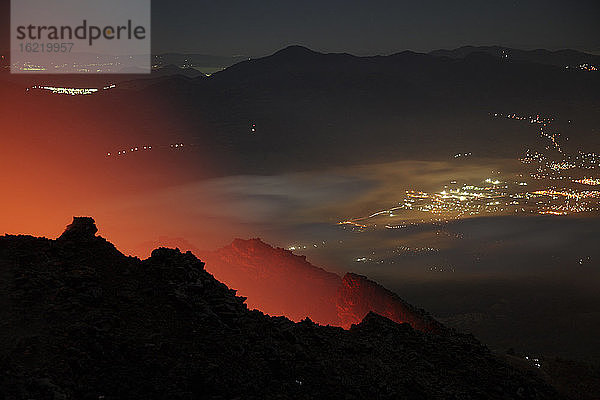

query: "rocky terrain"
(200, 238), (341, 326)
(201, 239), (446, 334)
(0, 218), (559, 399)
(337, 273), (446, 334)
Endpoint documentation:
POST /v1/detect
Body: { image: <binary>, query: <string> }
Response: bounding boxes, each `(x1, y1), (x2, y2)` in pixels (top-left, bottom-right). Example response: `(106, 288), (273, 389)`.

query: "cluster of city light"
(332, 107), (600, 264)
(577, 63), (598, 71)
(548, 161), (576, 171)
(396, 182), (526, 218)
(515, 113), (600, 188)
(30, 86), (97, 95)
(575, 151), (600, 169)
(533, 189), (600, 200)
(28, 84), (116, 96)
(539, 210), (568, 216)
(337, 168), (600, 229)
(395, 246), (439, 254)
(574, 178), (600, 186)
(338, 177), (533, 225)
(530, 153), (599, 176)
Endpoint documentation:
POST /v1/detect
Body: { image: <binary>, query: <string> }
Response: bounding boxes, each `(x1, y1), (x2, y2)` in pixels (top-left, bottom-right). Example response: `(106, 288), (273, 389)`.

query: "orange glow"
(0, 77), (226, 256)
(200, 239), (446, 334)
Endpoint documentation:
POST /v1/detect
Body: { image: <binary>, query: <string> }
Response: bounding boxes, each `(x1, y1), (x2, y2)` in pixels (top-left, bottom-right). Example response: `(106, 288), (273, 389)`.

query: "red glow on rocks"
(201, 238), (447, 334)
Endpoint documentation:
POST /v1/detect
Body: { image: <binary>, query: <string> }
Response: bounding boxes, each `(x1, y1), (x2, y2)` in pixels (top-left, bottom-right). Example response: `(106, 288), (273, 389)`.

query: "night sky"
(1, 0), (599, 56)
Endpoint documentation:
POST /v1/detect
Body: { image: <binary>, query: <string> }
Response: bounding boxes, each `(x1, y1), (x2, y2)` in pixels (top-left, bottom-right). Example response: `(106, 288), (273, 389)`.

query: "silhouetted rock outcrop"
(0, 218), (559, 399)
(58, 216), (98, 241)
(201, 239), (446, 334)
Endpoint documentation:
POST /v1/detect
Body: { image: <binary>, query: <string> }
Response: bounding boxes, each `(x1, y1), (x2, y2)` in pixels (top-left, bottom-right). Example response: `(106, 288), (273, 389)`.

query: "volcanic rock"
(337, 273), (448, 334)
(200, 238), (341, 325)
(58, 216), (99, 241)
(0, 218), (560, 399)
(201, 239), (446, 334)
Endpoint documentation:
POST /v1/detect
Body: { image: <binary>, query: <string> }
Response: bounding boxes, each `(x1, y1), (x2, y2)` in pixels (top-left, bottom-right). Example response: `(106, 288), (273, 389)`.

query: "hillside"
(0, 217), (558, 399)
(201, 238), (446, 333)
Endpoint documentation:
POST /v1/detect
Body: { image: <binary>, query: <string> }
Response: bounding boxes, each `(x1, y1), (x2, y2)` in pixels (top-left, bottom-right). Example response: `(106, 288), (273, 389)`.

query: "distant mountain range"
(429, 45), (600, 68)
(152, 53), (249, 74)
(120, 45), (600, 174)
(3, 45), (597, 70)
(1, 45), (599, 182)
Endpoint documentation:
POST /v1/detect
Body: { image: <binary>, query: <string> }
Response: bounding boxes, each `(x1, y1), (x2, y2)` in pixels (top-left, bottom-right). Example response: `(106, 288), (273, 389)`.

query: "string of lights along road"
(105, 143), (192, 157)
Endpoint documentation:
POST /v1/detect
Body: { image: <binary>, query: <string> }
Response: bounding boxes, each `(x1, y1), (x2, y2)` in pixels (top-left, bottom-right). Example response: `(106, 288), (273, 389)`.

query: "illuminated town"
(27, 83), (116, 95)
(565, 63), (599, 71)
(338, 112), (600, 230)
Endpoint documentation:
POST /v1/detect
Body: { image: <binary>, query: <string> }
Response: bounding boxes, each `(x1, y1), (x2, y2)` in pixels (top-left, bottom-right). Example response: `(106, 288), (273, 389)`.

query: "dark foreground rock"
(0, 218), (559, 399)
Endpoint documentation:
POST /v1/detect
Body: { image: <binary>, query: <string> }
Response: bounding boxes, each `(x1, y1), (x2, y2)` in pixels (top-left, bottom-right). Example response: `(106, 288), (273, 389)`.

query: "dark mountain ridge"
(124, 45), (600, 172)
(429, 45), (600, 68)
(1, 44), (599, 190)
